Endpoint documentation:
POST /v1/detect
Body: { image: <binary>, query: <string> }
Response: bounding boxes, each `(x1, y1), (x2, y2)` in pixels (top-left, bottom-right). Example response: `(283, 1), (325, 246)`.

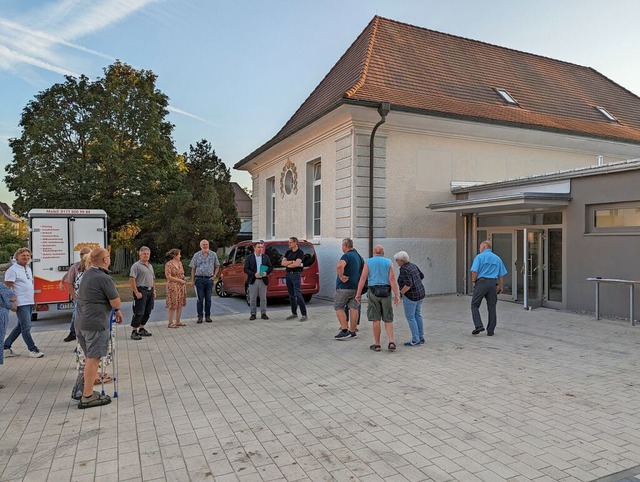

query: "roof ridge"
(373, 15), (595, 74)
(345, 16), (379, 99)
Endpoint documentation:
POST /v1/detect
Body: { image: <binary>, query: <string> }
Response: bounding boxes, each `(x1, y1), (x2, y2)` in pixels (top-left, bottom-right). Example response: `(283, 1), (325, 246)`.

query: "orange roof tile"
(236, 16), (640, 168)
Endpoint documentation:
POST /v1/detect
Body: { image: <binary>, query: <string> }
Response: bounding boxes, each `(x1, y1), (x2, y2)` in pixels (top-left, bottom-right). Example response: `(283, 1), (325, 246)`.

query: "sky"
(1, 0), (640, 206)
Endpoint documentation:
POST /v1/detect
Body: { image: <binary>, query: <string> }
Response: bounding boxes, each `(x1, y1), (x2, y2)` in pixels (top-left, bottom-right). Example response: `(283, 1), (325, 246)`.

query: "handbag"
(369, 285), (391, 297)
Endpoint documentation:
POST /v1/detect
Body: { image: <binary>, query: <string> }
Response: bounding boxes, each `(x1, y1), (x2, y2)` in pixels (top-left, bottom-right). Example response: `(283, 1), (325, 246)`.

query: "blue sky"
(1, 0), (640, 204)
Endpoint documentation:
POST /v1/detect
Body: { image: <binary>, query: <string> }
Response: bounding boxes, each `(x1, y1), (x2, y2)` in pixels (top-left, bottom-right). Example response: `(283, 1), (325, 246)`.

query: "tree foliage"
(6, 61), (180, 235)
(140, 140), (239, 256)
(0, 223), (27, 264)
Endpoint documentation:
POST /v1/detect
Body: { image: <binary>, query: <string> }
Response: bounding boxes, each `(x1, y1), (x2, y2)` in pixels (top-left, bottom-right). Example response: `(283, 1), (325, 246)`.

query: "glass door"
(523, 229), (544, 309)
(489, 232), (515, 301)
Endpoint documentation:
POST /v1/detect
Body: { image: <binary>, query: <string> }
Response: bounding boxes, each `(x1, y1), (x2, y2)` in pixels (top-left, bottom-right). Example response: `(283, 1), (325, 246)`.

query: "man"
(470, 240), (507, 336)
(59, 246), (92, 342)
(356, 245), (400, 352)
(281, 237), (307, 321)
(75, 248), (123, 408)
(190, 239), (220, 323)
(244, 242), (273, 320)
(3, 248), (43, 358)
(129, 246), (155, 340)
(334, 238), (361, 340)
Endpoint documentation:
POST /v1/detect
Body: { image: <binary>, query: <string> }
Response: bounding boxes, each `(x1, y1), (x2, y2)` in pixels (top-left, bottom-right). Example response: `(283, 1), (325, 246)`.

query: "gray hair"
(394, 251), (410, 263)
(342, 238), (353, 249)
(139, 246), (151, 253)
(14, 247), (31, 258)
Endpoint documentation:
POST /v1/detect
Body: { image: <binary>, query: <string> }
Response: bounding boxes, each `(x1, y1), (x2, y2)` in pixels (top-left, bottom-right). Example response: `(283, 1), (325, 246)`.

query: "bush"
(0, 224), (27, 264)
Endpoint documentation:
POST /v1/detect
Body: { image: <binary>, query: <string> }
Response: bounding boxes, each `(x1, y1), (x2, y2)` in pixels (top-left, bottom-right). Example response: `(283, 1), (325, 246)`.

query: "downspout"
(369, 102), (391, 258)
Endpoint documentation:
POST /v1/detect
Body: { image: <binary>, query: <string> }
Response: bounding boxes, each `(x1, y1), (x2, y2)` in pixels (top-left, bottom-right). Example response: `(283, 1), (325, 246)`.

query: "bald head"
(373, 244), (384, 256)
(90, 248), (111, 268)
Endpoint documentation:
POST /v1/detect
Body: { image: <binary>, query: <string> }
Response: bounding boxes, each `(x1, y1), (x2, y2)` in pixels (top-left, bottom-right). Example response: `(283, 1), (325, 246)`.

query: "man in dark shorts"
(334, 238), (361, 340)
(75, 248), (123, 409)
(281, 237), (307, 321)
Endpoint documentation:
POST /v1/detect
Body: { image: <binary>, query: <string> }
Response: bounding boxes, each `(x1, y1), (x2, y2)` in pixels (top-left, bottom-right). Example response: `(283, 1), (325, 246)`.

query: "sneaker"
(286, 314), (298, 320)
(299, 316), (308, 322)
(261, 313), (269, 320)
(29, 349), (44, 358)
(131, 331), (142, 340)
(403, 341), (419, 347)
(334, 330), (349, 340)
(419, 338), (425, 344)
(197, 317), (203, 324)
(205, 317), (213, 323)
(4, 348), (18, 357)
(138, 327), (152, 337)
(63, 332), (76, 342)
(347, 331), (357, 339)
(249, 314), (257, 320)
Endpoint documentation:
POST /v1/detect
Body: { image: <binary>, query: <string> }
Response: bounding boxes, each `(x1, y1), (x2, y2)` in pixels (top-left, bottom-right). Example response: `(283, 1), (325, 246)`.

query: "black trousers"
(131, 290), (154, 328)
(471, 279), (497, 333)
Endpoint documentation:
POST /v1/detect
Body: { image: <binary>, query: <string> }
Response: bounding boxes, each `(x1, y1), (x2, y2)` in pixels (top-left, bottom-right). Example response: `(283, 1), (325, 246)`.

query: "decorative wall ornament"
(280, 159), (298, 197)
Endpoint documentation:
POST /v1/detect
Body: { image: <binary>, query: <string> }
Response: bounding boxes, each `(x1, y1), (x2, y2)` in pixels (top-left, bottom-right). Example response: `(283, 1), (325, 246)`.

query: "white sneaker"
(29, 349), (44, 358)
(4, 348), (18, 357)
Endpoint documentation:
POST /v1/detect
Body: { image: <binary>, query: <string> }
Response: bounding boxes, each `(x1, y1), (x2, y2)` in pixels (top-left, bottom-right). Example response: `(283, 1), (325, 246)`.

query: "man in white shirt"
(3, 247), (43, 358)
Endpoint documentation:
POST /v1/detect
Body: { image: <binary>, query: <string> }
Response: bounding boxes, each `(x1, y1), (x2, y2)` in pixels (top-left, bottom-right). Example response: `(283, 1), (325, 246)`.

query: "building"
(235, 16), (640, 301)
(232, 182), (252, 242)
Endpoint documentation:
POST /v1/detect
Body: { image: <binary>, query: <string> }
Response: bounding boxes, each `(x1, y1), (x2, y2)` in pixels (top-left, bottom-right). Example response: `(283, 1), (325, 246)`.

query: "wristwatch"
(114, 308), (121, 312)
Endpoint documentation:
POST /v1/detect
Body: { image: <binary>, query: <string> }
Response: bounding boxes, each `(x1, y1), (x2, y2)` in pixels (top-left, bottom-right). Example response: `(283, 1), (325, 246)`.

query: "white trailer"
(28, 209), (108, 319)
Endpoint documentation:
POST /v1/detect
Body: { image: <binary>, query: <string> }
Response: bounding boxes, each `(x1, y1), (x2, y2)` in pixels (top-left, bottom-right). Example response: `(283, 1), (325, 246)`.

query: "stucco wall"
(565, 170), (640, 319)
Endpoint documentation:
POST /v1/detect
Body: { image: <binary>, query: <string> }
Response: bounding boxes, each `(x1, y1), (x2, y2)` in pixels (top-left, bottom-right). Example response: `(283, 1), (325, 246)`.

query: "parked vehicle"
(216, 239), (320, 303)
(29, 209), (108, 319)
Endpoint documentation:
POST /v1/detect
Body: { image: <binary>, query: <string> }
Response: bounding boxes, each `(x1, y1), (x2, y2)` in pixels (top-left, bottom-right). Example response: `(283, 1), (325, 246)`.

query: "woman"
(165, 249), (187, 328)
(394, 251), (426, 347)
(0, 279), (17, 389)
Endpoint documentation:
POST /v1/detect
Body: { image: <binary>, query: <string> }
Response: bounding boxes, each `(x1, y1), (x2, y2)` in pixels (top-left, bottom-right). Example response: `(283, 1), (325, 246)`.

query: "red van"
(215, 240), (320, 303)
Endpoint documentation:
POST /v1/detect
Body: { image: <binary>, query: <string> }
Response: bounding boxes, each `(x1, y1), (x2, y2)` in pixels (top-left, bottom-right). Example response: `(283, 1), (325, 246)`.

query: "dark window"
(234, 245), (247, 264)
(265, 243), (316, 268)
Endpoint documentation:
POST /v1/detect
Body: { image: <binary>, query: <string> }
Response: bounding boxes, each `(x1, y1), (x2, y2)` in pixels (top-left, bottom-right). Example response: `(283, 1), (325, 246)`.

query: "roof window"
(494, 88), (519, 106)
(596, 106), (617, 122)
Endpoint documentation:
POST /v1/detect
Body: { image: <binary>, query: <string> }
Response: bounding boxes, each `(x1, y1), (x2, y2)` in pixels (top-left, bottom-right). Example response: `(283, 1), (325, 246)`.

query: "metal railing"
(586, 278), (640, 326)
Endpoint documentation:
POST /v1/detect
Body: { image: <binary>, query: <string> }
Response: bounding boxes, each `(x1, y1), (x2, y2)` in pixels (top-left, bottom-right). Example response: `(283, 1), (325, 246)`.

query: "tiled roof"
(236, 16), (640, 168)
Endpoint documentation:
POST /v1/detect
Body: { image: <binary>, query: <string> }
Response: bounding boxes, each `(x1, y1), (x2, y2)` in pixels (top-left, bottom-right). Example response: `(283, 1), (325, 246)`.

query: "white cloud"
(167, 106), (213, 125)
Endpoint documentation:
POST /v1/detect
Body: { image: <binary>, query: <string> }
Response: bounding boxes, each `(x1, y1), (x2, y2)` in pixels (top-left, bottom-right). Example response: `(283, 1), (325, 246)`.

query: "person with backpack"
(334, 238), (362, 339)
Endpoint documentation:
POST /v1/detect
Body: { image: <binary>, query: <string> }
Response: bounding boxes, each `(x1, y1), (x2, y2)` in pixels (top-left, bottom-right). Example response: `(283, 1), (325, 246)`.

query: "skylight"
(596, 106), (617, 122)
(494, 88), (518, 106)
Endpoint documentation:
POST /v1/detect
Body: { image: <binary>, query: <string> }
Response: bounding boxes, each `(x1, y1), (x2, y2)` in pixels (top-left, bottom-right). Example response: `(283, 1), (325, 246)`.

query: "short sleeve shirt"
(336, 249), (361, 290)
(189, 251), (220, 277)
(129, 261), (155, 287)
(284, 249), (304, 273)
(75, 267), (119, 331)
(4, 263), (34, 306)
(470, 249), (508, 279)
(62, 261), (80, 284)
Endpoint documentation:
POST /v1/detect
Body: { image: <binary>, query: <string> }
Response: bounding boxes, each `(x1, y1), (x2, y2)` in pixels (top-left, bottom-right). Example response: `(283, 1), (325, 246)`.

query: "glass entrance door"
(523, 228), (544, 309)
(490, 232), (514, 300)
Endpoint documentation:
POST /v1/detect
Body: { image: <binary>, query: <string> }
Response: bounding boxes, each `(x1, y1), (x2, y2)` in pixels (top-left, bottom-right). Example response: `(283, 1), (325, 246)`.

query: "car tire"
(215, 279), (230, 297)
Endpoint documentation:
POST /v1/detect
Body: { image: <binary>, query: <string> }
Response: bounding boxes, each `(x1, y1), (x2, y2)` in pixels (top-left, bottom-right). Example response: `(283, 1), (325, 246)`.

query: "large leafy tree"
(5, 61), (179, 235)
(142, 139), (239, 255)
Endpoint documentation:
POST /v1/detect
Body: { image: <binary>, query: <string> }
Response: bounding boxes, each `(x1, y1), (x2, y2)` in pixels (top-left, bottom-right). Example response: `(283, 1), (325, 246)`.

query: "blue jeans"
(4, 305), (37, 352)
(195, 277), (213, 318)
(285, 272), (306, 316)
(402, 297), (424, 344)
(69, 299), (78, 335)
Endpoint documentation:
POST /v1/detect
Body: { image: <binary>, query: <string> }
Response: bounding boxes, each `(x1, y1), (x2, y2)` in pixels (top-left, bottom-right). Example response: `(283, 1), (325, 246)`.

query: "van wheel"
(215, 280), (230, 297)
(303, 294), (312, 303)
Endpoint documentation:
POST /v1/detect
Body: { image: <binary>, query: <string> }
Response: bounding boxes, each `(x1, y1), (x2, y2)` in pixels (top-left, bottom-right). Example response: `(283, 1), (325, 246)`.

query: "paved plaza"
(0, 294), (639, 482)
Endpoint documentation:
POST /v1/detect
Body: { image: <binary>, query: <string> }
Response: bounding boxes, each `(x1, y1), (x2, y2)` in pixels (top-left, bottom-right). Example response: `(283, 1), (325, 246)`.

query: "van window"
(234, 245), (247, 264)
(226, 247), (236, 265)
(265, 243), (316, 268)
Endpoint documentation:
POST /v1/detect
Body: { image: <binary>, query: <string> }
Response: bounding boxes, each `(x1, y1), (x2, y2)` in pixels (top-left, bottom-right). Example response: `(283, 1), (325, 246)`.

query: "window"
(587, 202), (640, 234)
(494, 88), (519, 106)
(312, 163), (321, 237)
(596, 106), (617, 122)
(266, 177), (276, 238)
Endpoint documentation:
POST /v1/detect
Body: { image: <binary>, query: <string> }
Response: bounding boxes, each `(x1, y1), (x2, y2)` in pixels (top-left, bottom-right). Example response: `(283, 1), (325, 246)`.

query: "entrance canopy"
(429, 192), (571, 215)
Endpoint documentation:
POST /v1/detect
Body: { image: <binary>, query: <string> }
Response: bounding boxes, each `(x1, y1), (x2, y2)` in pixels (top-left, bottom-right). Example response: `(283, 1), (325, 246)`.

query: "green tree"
(0, 223), (27, 264)
(5, 61), (179, 236)
(141, 140), (239, 255)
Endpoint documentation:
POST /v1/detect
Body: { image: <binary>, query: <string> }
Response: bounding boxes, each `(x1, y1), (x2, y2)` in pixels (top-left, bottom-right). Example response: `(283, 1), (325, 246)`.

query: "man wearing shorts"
(334, 238), (361, 340)
(356, 245), (400, 351)
(75, 248), (123, 408)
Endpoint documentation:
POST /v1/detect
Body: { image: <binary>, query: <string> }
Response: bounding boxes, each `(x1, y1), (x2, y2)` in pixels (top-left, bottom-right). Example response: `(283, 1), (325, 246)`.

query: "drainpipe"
(369, 102), (391, 258)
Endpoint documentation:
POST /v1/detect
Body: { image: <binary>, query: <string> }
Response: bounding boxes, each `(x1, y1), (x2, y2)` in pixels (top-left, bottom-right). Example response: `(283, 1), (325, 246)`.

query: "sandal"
(369, 344), (381, 352)
(175, 322), (186, 326)
(78, 391), (111, 409)
(94, 374), (113, 385)
(388, 342), (396, 351)
(168, 323), (177, 328)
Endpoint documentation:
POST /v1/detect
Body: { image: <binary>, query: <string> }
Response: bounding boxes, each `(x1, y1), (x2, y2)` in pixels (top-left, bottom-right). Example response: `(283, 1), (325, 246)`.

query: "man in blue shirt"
(470, 240), (507, 336)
